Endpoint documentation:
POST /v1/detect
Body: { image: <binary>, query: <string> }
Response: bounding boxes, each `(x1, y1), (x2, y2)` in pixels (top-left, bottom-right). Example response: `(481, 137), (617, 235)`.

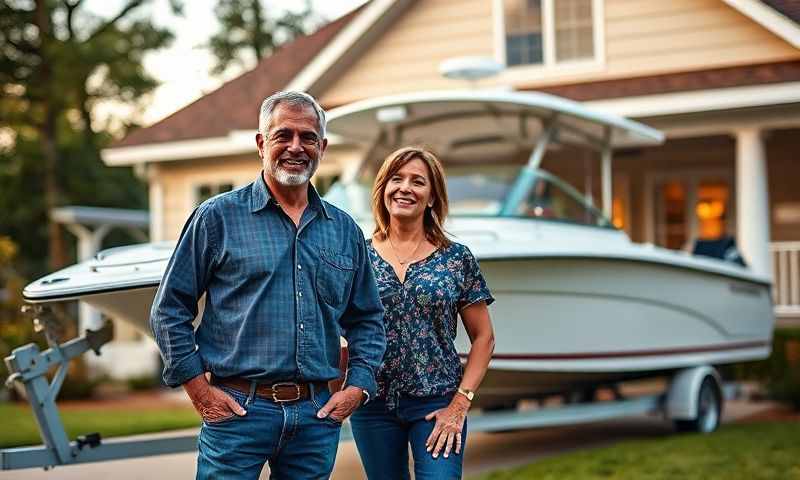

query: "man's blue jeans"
(350, 394), (467, 480)
(196, 384), (342, 479)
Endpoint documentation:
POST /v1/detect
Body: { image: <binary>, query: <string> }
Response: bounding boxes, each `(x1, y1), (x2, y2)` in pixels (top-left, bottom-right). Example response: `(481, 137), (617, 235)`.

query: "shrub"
(127, 373), (162, 391)
(729, 328), (800, 410)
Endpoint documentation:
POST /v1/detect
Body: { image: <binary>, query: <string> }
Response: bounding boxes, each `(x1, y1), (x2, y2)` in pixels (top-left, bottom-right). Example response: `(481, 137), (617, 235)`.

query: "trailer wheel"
(674, 376), (721, 433)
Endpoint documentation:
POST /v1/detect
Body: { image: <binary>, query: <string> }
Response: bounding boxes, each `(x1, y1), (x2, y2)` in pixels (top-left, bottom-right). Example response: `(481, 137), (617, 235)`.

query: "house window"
(554, 0), (595, 62)
(504, 0), (544, 67)
(502, 0), (598, 67)
(195, 182), (233, 205)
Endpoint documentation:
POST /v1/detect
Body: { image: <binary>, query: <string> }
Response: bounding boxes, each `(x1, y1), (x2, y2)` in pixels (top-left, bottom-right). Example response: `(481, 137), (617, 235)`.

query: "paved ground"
(2, 395), (782, 479)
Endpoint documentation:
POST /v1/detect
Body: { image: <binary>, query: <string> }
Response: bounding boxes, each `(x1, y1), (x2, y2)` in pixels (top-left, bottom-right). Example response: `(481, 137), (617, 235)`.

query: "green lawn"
(471, 422), (800, 480)
(0, 402), (201, 448)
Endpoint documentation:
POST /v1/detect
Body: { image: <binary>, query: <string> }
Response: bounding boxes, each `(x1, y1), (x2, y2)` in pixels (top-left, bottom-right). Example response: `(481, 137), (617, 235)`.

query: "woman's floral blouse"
(367, 240), (494, 410)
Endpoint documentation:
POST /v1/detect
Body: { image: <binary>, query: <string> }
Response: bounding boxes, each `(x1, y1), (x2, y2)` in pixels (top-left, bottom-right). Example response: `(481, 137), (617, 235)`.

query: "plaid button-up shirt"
(150, 173), (386, 397)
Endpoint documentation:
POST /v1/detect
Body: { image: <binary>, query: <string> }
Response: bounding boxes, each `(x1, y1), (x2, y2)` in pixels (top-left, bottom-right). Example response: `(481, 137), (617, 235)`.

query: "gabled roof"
(114, 7), (363, 148)
(108, 0), (800, 161)
(723, 0), (800, 48)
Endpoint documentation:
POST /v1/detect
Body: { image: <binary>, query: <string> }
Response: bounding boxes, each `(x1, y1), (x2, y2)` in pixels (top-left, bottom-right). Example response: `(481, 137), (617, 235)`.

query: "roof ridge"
(112, 6), (364, 148)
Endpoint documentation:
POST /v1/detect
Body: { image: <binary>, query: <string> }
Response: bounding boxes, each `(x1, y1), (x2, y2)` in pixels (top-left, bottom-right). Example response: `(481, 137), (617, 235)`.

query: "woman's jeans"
(350, 394), (468, 480)
(196, 384), (341, 479)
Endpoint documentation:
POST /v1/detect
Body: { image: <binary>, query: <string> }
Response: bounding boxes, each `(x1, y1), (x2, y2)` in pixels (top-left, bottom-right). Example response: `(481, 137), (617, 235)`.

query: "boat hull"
(458, 257), (774, 408)
(24, 235), (774, 409)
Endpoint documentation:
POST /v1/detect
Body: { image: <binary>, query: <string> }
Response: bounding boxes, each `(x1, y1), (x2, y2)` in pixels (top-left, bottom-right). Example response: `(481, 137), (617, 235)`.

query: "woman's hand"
(424, 394), (470, 458)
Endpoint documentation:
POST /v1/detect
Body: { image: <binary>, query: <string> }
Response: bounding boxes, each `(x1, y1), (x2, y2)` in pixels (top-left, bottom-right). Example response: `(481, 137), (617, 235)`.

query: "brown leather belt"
(211, 375), (323, 402)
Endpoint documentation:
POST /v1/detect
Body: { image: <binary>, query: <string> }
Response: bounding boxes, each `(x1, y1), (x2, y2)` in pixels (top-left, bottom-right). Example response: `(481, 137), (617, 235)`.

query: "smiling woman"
(350, 146), (496, 480)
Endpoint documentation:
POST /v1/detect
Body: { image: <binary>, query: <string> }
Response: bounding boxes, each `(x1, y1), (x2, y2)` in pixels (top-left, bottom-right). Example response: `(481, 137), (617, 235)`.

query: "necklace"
(387, 234), (423, 265)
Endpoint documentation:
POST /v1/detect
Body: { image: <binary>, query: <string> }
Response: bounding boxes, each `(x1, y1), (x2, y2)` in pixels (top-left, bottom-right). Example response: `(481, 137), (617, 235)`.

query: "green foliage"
(126, 373), (163, 391)
(209, 0), (320, 75)
(0, 0), (179, 277)
(0, 402), (200, 448)
(0, 236), (40, 392)
(728, 328), (800, 409)
(471, 422), (800, 480)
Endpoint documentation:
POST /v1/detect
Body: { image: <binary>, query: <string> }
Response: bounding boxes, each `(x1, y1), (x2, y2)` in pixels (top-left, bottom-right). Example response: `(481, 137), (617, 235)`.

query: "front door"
(649, 170), (735, 250)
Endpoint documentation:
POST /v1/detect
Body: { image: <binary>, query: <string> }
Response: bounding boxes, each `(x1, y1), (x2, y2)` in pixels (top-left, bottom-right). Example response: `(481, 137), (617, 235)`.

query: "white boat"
(23, 90), (775, 409)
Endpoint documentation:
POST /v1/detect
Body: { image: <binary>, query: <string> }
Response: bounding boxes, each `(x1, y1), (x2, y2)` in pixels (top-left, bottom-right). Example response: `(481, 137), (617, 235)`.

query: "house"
(103, 0), (800, 345)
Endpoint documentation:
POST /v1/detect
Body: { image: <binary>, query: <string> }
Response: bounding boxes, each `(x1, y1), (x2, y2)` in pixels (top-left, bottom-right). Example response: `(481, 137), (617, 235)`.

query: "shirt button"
(299, 323), (304, 330)
(297, 292), (302, 298)
(297, 264), (302, 270)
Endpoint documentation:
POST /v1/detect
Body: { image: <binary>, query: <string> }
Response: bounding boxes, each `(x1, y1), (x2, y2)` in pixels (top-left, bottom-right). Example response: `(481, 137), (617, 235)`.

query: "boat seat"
(692, 236), (746, 267)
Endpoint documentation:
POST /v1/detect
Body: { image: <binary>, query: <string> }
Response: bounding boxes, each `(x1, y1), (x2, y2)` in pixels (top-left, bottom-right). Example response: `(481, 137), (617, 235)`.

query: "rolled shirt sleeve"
(458, 245), (495, 310)
(339, 227), (386, 399)
(150, 203), (218, 387)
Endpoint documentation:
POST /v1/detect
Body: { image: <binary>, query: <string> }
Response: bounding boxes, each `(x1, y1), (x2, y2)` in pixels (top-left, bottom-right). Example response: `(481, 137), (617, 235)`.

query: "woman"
(350, 146), (495, 479)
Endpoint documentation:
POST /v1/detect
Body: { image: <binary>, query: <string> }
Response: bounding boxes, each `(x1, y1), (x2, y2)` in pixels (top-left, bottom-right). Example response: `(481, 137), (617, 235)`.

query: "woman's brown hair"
(371, 146), (450, 248)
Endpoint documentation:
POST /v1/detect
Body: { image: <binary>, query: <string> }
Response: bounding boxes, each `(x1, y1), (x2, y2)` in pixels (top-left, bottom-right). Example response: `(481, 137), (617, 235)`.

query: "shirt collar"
(250, 171), (331, 220)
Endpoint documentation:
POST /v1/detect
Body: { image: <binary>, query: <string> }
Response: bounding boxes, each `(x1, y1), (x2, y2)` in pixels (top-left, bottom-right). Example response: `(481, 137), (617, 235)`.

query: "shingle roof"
(114, 8), (361, 148)
(762, 0), (800, 24)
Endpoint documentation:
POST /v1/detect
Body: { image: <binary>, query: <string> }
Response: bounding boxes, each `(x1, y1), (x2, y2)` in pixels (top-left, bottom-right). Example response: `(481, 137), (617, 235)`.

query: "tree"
(209, 0), (319, 76)
(0, 0), (180, 276)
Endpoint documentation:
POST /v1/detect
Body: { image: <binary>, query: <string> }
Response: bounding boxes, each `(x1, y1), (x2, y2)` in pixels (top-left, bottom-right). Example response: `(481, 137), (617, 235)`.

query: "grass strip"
(471, 422), (800, 480)
(0, 403), (200, 448)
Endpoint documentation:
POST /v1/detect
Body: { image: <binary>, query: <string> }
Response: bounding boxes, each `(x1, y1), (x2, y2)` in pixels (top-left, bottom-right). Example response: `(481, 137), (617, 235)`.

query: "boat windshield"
(325, 166), (614, 229)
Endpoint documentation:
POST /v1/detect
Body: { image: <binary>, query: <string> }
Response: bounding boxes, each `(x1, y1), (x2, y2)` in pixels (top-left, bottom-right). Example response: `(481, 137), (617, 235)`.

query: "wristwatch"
(456, 387), (475, 402)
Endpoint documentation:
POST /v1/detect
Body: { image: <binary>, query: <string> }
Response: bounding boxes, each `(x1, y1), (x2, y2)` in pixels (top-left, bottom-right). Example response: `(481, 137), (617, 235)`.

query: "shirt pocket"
(316, 249), (355, 307)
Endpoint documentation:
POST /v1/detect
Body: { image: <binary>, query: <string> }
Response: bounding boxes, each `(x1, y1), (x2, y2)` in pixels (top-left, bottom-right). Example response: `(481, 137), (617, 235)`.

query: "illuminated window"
(656, 181), (687, 250)
(695, 182), (729, 240)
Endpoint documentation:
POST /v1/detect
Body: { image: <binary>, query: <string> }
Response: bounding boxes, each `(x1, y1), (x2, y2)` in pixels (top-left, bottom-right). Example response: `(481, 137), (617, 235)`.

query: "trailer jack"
(2, 306), (197, 471)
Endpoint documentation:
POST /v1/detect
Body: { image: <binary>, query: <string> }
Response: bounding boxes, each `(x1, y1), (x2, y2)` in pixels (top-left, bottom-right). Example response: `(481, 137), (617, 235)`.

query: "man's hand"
(316, 385), (364, 422)
(183, 374), (246, 423)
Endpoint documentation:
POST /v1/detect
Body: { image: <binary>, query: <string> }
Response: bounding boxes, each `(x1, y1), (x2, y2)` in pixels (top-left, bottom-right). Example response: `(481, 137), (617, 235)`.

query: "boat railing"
(771, 241), (800, 317)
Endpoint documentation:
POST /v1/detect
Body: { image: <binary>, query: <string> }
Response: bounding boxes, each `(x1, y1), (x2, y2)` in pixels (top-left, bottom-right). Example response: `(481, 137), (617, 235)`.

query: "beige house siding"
(599, 0), (799, 78)
(155, 147), (358, 240)
(319, 0), (494, 106)
(320, 0), (800, 105)
(157, 155), (259, 240)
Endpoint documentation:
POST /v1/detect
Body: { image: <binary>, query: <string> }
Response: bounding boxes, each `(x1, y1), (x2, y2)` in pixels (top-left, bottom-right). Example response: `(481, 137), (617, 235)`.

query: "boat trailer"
(2, 305), (727, 471)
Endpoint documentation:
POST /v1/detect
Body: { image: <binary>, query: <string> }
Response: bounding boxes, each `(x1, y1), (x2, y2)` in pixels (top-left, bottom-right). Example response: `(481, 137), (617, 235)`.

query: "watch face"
(458, 388), (474, 400)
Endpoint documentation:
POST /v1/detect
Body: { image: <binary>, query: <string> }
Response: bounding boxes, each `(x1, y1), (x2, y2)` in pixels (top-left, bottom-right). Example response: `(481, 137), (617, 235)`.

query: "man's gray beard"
(269, 159), (318, 186)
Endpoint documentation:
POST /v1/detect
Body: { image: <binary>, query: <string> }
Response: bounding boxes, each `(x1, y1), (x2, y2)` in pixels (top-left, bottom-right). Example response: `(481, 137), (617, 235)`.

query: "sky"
(91, 0), (368, 129)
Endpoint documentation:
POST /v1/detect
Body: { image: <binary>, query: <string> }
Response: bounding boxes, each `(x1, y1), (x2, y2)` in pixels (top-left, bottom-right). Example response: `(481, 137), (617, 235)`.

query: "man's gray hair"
(258, 91), (327, 139)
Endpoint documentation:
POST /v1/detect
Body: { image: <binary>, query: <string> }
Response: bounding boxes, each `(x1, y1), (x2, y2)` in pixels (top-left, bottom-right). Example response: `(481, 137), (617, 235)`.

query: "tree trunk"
(35, 0), (66, 270)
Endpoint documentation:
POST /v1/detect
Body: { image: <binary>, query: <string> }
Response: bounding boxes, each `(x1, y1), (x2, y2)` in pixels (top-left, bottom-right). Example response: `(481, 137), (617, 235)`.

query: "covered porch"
(538, 97), (800, 324)
(556, 114), (799, 323)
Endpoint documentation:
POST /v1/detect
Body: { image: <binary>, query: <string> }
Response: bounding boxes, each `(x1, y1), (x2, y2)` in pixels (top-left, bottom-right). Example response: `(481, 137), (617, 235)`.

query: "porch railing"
(771, 241), (800, 317)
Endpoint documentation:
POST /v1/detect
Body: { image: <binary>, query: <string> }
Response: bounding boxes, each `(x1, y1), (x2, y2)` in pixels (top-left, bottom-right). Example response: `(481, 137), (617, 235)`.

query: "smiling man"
(150, 91), (386, 479)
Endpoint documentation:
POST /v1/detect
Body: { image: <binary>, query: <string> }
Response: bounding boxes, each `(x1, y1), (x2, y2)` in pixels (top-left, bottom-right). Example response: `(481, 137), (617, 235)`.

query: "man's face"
(256, 103), (327, 187)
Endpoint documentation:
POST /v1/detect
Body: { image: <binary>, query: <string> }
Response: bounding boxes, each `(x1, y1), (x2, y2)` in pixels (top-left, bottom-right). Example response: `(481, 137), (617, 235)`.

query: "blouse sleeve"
(458, 244), (495, 310)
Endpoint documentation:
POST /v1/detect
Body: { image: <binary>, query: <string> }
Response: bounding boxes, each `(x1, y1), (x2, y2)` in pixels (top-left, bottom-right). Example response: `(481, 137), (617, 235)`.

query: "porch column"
(735, 127), (771, 278)
(147, 164), (164, 242)
(62, 223), (112, 333)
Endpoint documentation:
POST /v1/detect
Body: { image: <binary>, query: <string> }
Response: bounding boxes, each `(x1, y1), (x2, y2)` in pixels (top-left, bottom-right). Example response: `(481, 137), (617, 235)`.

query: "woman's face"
(383, 158), (433, 224)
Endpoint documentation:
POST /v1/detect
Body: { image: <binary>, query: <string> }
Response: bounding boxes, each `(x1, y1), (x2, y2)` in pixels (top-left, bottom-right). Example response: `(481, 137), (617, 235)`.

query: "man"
(150, 91), (386, 479)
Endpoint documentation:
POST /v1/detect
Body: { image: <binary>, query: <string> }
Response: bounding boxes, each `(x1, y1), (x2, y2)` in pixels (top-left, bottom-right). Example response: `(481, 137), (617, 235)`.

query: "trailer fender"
(666, 366), (721, 420)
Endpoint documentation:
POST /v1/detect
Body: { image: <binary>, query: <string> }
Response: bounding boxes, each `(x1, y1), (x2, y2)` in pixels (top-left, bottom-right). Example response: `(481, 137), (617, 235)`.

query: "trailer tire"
(673, 376), (721, 433)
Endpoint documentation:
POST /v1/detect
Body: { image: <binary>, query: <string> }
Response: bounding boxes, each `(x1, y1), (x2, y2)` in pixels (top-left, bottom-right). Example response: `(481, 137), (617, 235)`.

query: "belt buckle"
(271, 382), (301, 402)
